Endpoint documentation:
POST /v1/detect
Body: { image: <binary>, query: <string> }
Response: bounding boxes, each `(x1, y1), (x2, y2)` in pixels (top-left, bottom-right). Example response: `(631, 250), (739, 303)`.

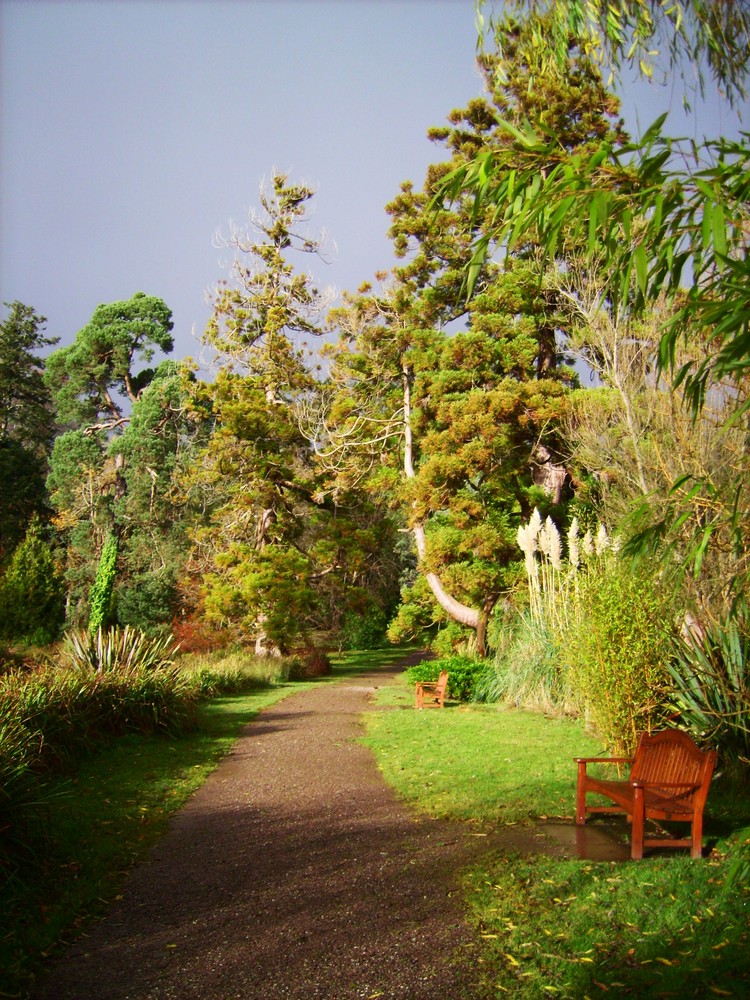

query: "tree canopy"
(0, 302), (58, 560)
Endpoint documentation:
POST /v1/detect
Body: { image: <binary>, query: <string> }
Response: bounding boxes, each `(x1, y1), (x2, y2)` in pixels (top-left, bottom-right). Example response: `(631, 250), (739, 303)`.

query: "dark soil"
(31, 656), (567, 1000)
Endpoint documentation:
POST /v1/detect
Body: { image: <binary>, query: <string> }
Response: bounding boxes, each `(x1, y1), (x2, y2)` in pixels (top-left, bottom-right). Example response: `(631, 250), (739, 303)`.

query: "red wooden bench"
(415, 670), (449, 709)
(575, 729), (716, 859)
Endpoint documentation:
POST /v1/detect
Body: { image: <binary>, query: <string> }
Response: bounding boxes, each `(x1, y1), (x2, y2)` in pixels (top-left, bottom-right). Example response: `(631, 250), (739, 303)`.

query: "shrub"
(116, 573), (177, 633)
(62, 626), (178, 675)
(339, 607), (389, 650)
(178, 648), (292, 690)
(22, 627), (200, 745)
(0, 518), (65, 644)
(286, 649), (332, 680)
(560, 558), (677, 755)
(0, 635), (296, 874)
(668, 616), (750, 770)
(169, 616), (231, 654)
(6, 661), (198, 754)
(404, 654), (489, 702)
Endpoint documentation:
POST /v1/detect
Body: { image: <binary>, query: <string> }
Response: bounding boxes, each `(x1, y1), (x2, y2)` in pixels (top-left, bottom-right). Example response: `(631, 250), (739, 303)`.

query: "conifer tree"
(44, 292), (177, 626)
(320, 13), (625, 654)
(0, 516), (65, 643)
(187, 175), (343, 652)
(0, 302), (58, 561)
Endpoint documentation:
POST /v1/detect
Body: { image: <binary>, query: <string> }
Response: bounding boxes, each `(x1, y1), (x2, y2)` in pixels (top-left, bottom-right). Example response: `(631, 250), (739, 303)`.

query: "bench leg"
(691, 815), (704, 859)
(575, 763), (587, 825)
(631, 788), (645, 860)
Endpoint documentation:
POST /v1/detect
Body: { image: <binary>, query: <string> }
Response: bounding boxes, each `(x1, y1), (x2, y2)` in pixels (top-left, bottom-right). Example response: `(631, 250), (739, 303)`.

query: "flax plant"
(62, 626), (178, 675)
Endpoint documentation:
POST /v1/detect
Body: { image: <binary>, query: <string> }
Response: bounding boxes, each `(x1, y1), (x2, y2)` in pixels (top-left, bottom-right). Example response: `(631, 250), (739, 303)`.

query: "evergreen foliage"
(0, 302), (58, 561)
(445, 3), (750, 618)
(405, 654), (489, 702)
(561, 558), (678, 755)
(185, 174), (404, 653)
(321, 14), (623, 654)
(44, 294), (180, 630)
(0, 517), (65, 644)
(0, 5), (746, 785)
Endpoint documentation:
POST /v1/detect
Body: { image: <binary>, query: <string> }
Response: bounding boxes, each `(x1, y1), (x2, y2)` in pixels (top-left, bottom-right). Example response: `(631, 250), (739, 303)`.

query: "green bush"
(116, 573), (177, 633)
(339, 607), (389, 650)
(560, 558), (677, 755)
(0, 518), (65, 644)
(62, 626), (178, 675)
(0, 657), (199, 876)
(404, 654), (489, 702)
(668, 616), (750, 770)
(177, 648), (289, 690)
(0, 635), (297, 876)
(0, 628), (195, 769)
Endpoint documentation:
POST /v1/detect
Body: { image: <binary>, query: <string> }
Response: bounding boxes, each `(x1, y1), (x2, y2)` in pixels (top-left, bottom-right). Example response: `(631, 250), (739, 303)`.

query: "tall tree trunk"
(253, 508), (281, 656)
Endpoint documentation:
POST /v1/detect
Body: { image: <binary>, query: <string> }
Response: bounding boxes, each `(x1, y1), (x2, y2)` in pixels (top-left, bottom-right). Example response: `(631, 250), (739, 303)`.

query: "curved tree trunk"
(411, 523), (480, 630)
(402, 366), (484, 651)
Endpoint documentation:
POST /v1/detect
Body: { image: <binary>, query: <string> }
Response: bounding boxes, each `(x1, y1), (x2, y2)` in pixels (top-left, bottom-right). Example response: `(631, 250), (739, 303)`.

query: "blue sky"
(1, 0), (745, 366)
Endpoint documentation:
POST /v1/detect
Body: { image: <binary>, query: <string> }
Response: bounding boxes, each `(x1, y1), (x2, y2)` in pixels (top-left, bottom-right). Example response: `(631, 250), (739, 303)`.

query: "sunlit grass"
(364, 673), (750, 998)
(364, 688), (600, 824)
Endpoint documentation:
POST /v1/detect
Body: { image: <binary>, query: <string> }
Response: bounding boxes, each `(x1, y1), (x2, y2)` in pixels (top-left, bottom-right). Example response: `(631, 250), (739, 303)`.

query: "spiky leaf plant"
(63, 626), (178, 675)
(668, 617), (750, 770)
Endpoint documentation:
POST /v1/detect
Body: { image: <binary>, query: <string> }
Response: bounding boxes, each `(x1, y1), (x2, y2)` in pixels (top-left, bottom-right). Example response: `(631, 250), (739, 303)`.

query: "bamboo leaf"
(633, 243), (648, 295)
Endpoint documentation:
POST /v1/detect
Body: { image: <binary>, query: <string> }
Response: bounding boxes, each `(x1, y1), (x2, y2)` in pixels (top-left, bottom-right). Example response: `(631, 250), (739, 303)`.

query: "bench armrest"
(574, 756), (633, 765)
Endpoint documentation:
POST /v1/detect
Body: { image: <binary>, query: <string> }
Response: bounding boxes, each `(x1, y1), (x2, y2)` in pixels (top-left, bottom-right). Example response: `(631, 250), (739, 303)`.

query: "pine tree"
(0, 302), (58, 561)
(44, 292), (176, 626)
(321, 13), (625, 654)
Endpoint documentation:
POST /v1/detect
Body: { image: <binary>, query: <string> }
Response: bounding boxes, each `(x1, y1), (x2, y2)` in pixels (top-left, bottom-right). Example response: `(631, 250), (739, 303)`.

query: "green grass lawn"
(363, 675), (750, 999)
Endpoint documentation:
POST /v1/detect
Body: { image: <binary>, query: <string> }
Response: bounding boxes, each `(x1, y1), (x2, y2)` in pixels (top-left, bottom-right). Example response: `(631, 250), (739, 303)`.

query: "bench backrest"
(631, 729), (716, 801)
(435, 670), (449, 693)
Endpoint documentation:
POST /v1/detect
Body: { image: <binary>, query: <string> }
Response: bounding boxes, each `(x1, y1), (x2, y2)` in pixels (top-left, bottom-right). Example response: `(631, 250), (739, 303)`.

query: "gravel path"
(32, 658), (500, 1000)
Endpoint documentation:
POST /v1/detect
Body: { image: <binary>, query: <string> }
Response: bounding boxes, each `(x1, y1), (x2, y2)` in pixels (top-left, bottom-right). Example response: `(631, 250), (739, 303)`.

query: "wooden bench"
(415, 670), (449, 709)
(575, 729), (716, 859)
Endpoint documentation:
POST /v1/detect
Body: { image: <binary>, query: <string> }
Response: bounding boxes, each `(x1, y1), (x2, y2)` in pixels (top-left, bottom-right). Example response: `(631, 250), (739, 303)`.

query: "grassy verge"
(363, 676), (750, 999)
